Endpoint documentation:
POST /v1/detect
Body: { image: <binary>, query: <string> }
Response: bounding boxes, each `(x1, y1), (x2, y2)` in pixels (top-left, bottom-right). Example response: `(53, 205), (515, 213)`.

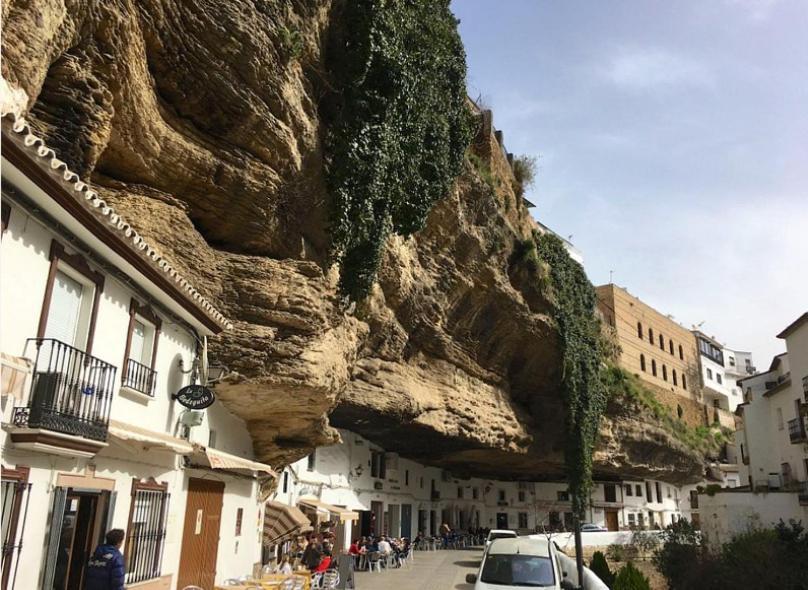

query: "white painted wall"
(1, 198), (264, 589)
(699, 490), (808, 548)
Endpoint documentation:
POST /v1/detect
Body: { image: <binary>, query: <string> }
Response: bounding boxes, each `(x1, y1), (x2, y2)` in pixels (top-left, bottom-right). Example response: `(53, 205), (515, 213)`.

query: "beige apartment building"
(596, 284), (706, 427)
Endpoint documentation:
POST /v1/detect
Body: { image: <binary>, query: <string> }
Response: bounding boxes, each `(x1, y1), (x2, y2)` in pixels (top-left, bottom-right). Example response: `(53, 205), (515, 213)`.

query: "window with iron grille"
(125, 479), (169, 585)
(1, 466), (32, 590)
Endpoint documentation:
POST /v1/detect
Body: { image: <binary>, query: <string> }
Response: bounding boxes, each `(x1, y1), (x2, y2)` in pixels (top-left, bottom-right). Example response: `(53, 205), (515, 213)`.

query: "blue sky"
(452, 0), (808, 365)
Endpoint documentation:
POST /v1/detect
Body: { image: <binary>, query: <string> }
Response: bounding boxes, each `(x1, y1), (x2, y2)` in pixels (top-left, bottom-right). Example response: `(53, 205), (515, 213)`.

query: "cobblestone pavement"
(354, 548), (482, 590)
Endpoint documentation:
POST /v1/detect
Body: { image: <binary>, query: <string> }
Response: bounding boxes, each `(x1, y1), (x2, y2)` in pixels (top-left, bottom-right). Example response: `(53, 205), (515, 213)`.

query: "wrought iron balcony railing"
(12, 339), (117, 441)
(788, 418), (807, 444)
(122, 358), (157, 397)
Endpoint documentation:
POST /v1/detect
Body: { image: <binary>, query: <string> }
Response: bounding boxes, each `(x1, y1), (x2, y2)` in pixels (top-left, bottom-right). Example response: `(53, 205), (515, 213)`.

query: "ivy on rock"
(534, 232), (607, 519)
(324, 0), (473, 299)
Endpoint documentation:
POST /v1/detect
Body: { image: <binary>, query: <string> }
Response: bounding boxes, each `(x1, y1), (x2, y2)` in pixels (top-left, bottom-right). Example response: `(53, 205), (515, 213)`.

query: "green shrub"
(613, 562), (650, 590)
(324, 0), (473, 299)
(629, 529), (659, 559)
(607, 543), (626, 562)
(652, 519), (704, 590)
(589, 551), (614, 587)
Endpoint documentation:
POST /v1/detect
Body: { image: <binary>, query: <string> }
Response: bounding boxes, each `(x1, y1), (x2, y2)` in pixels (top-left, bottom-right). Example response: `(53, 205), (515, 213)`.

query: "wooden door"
(605, 510), (619, 532)
(177, 478), (225, 589)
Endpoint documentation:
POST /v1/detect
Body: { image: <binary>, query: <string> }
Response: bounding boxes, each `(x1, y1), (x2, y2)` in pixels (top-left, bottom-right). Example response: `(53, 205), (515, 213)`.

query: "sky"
(451, 0), (808, 365)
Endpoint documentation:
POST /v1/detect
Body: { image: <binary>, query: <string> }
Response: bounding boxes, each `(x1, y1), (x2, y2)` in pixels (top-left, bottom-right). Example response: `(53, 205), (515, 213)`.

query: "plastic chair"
(368, 551), (382, 572)
(321, 571), (340, 589)
(280, 580), (295, 590)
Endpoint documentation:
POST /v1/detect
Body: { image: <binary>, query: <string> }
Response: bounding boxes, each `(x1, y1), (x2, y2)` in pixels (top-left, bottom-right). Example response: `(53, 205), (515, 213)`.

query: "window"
(604, 484), (617, 503)
(646, 481), (652, 502)
(125, 479), (169, 585)
(420, 477), (424, 489)
(405, 470), (409, 486)
(781, 462), (792, 485)
(458, 487), (463, 499)
(472, 487), (479, 500)
(659, 334), (665, 350)
(38, 242), (104, 354)
(699, 338), (724, 365)
(655, 482), (662, 503)
(282, 471), (289, 493)
(625, 484), (633, 496)
(1, 201), (10, 236)
(235, 508), (243, 536)
(679, 345), (684, 360)
(307, 451), (316, 471)
(518, 490), (526, 502)
(122, 300), (161, 396)
(208, 430), (216, 449)
(498, 490), (506, 502)
(628, 513), (636, 526)
(716, 373), (722, 385)
(706, 368), (713, 380)
(649, 328), (654, 344)
(777, 408), (784, 430)
(669, 339), (674, 355)
(682, 373), (687, 390)
(518, 512), (528, 529)
(662, 365), (668, 381)
(1, 465), (32, 590)
(667, 486), (672, 498)
(637, 322), (643, 338)
(651, 359), (657, 377)
(370, 450), (386, 479)
(635, 484), (642, 497)
(672, 369), (678, 386)
(729, 356), (736, 367)
(640, 354), (646, 372)
(557, 490), (570, 502)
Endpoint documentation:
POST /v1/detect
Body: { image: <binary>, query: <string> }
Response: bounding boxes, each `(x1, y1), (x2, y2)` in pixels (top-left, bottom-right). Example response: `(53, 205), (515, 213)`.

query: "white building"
(265, 428), (692, 556)
(1, 89), (274, 590)
(699, 312), (808, 547)
(693, 331), (755, 418)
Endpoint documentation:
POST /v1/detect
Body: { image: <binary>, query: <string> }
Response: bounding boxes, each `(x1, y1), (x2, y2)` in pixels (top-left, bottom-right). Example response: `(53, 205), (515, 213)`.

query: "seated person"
(313, 550), (333, 574)
(349, 539), (361, 555)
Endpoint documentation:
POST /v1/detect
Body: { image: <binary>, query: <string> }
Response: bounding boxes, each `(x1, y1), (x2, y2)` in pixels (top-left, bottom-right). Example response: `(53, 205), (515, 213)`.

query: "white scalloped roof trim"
(1, 77), (232, 330)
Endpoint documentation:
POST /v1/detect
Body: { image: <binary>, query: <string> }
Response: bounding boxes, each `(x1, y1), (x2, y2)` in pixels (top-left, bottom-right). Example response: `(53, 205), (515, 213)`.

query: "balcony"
(122, 358), (157, 397)
(10, 339), (116, 455)
(799, 482), (808, 506)
(431, 490), (440, 500)
(787, 418), (807, 444)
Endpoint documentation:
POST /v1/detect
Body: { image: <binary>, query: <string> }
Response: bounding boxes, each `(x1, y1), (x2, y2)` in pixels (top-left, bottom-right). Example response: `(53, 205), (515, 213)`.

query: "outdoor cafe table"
(214, 571), (312, 590)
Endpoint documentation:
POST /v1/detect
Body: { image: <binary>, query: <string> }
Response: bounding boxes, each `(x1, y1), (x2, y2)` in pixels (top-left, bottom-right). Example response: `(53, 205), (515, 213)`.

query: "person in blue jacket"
(84, 529), (126, 590)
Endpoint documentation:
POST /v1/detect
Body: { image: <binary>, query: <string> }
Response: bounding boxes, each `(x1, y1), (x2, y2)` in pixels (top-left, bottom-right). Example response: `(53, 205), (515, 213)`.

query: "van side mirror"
(560, 580), (576, 590)
(465, 573), (478, 584)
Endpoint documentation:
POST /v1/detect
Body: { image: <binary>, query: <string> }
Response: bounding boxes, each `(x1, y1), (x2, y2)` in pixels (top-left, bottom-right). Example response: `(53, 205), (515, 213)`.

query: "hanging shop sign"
(173, 384), (215, 410)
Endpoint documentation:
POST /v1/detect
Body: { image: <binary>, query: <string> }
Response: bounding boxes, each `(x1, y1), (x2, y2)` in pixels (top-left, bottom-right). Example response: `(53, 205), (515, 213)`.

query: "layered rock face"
(1, 0), (704, 483)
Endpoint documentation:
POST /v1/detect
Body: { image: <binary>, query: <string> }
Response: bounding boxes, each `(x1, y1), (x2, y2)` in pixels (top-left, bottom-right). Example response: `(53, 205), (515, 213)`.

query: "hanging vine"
(324, 0), (473, 300)
(534, 231), (607, 518)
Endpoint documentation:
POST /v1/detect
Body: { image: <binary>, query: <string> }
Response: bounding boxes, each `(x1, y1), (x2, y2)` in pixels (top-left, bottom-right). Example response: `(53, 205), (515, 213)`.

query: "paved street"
(355, 549), (482, 590)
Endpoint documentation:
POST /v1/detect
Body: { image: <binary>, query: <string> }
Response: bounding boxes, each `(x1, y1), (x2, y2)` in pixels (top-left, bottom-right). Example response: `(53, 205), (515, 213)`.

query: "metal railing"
(123, 358), (157, 397)
(1, 479), (32, 590)
(788, 418), (806, 444)
(12, 339), (117, 441)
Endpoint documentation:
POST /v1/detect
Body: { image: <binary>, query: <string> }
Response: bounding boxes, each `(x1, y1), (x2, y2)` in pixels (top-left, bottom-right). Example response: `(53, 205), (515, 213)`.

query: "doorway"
(605, 510), (619, 532)
(177, 478), (225, 590)
(496, 513), (509, 529)
(401, 504), (412, 538)
(45, 488), (114, 590)
(370, 501), (384, 536)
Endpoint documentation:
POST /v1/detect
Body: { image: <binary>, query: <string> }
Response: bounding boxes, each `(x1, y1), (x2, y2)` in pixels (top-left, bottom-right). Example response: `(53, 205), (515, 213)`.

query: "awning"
(264, 501), (312, 545)
(298, 497), (359, 522)
(1, 353), (31, 401)
(108, 420), (194, 454)
(193, 444), (277, 478)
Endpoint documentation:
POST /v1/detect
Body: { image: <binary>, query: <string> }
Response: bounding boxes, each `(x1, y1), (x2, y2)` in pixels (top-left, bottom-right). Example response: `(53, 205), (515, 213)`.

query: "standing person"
(84, 529), (125, 590)
(301, 535), (323, 571)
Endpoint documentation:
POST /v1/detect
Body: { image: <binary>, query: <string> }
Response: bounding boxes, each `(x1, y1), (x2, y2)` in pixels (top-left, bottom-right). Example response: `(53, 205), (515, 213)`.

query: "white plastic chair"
(368, 551), (382, 572)
(321, 571), (340, 589)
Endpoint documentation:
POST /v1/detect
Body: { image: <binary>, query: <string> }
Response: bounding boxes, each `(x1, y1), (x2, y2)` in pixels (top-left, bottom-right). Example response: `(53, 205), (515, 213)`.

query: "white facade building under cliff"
(0, 98), (274, 590)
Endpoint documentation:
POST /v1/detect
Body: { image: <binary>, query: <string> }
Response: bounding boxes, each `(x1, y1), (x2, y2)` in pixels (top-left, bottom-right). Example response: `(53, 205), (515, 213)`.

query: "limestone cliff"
(1, 0), (705, 484)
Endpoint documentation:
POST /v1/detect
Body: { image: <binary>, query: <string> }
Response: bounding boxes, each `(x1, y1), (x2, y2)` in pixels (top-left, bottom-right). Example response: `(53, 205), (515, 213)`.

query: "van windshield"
(480, 554), (555, 587)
